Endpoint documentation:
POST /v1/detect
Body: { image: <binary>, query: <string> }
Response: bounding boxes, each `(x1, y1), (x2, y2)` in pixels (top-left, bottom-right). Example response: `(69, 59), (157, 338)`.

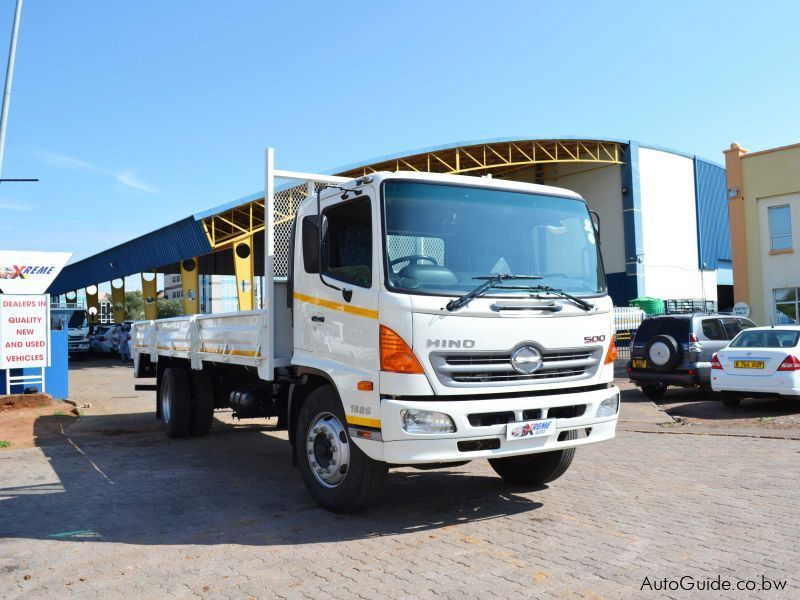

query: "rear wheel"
(189, 370), (215, 436)
(160, 367), (191, 438)
(489, 431), (576, 486)
(294, 385), (387, 512)
(641, 382), (667, 400)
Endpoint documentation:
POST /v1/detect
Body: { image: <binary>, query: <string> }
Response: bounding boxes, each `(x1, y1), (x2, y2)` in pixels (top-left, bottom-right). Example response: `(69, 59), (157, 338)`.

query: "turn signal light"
(711, 354), (722, 370)
(604, 335), (618, 364)
(778, 355), (800, 371)
(380, 326), (424, 374)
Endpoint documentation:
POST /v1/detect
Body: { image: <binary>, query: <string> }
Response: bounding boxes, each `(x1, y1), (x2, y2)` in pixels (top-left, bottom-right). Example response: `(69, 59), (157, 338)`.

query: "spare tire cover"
(645, 334), (682, 372)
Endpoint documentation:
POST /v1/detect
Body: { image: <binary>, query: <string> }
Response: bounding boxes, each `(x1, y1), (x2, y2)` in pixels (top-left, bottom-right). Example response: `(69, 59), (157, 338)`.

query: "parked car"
(711, 325), (800, 407)
(627, 313), (756, 400)
(90, 325), (115, 355)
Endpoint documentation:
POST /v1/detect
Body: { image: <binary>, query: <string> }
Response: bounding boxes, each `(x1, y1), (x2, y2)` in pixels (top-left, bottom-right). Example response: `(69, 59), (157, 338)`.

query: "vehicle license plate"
(632, 359), (646, 369)
(507, 418), (556, 441)
(734, 360), (764, 369)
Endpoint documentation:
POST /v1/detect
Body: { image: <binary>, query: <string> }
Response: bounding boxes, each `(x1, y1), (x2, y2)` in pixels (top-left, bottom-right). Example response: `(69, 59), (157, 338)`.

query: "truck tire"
(294, 385), (387, 513)
(489, 431), (577, 486)
(160, 367), (191, 438)
(641, 383), (667, 400)
(189, 370), (215, 436)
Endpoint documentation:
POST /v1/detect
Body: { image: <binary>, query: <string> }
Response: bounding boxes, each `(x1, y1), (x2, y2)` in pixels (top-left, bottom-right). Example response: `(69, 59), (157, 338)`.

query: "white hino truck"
(132, 149), (620, 512)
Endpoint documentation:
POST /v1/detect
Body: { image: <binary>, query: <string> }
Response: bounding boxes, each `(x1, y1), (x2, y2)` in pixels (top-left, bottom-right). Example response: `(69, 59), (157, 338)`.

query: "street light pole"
(0, 0), (23, 179)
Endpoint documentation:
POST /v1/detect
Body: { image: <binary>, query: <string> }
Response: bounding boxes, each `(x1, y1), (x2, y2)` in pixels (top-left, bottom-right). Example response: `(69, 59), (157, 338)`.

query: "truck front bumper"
(367, 385), (619, 464)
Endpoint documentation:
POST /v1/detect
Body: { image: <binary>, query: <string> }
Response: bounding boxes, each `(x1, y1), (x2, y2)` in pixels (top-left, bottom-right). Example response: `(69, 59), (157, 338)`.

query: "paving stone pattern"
(1, 424), (797, 599)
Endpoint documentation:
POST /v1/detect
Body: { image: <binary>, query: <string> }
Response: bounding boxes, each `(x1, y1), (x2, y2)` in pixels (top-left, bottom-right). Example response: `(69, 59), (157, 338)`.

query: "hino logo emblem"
(427, 339), (476, 349)
(511, 346), (543, 374)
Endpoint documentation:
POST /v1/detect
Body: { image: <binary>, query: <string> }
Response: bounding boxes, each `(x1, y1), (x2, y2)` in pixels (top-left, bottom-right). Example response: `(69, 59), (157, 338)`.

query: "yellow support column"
(111, 278), (126, 323)
(86, 285), (100, 324)
(141, 273), (158, 320)
(180, 258), (200, 315)
(233, 236), (254, 311)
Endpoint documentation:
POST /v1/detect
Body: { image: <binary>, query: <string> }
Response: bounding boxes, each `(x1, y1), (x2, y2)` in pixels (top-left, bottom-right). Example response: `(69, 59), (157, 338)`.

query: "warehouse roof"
(47, 136), (720, 295)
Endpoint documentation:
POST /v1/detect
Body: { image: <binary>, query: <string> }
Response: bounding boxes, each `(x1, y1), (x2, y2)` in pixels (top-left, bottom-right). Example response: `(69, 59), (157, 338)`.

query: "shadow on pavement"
(0, 412), (543, 546)
(624, 386), (800, 422)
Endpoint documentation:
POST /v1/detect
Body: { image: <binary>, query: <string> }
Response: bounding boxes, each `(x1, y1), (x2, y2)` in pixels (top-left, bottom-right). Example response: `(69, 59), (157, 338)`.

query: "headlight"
(400, 409), (456, 434)
(596, 394), (620, 418)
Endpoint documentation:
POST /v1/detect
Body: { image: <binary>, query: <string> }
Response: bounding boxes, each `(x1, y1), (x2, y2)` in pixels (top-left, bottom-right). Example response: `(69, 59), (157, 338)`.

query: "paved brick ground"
(2, 420), (798, 599)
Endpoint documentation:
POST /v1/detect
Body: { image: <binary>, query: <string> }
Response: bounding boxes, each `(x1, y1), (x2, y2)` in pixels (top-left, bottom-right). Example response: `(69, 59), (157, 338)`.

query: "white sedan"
(711, 325), (800, 406)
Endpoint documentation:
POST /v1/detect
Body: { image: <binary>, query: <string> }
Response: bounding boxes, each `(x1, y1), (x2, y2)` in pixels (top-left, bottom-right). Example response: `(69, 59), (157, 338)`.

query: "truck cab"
(134, 158), (619, 512)
(51, 306), (91, 359)
(290, 172), (618, 463)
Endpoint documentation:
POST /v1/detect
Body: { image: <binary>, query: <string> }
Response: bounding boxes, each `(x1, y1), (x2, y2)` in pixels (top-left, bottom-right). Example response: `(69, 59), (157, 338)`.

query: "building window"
(774, 288), (799, 324)
(768, 205), (792, 251)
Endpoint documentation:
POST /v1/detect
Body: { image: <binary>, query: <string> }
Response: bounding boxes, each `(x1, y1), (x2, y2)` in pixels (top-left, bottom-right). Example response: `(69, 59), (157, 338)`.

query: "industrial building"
(46, 137), (732, 318)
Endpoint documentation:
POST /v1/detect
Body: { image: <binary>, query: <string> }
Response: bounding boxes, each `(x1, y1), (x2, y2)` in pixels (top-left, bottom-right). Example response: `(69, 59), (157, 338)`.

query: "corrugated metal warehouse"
(47, 137), (732, 312)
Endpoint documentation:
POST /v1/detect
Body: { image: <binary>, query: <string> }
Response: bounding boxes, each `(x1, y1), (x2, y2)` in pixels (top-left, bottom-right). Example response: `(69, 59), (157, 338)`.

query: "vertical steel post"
(259, 148), (275, 380)
(0, 0), (23, 178)
(180, 259), (200, 315)
(233, 236), (255, 312)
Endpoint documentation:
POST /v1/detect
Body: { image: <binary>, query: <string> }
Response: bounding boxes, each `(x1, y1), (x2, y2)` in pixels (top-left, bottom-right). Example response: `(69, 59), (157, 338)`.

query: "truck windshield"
(383, 181), (605, 297)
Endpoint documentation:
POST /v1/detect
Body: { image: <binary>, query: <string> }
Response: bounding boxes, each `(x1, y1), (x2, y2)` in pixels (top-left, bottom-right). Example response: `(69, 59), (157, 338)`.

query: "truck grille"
(430, 348), (600, 387)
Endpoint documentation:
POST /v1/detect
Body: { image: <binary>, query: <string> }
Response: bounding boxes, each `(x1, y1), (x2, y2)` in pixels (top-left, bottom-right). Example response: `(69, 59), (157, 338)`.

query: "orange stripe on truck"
(293, 292), (378, 319)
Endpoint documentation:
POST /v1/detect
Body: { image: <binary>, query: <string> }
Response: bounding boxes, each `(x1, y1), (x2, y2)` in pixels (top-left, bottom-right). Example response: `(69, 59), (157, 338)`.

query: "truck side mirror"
(302, 216), (320, 273)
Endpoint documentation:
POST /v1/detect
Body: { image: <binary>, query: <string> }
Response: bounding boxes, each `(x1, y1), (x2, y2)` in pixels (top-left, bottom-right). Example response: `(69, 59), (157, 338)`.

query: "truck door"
(294, 194), (380, 377)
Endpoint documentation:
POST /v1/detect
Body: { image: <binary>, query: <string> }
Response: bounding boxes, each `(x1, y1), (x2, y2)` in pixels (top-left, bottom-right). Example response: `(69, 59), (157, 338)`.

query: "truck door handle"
(311, 315), (325, 323)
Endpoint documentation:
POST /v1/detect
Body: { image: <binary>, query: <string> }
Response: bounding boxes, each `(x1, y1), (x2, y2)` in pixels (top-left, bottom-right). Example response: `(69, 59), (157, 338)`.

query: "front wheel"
(641, 383), (667, 400)
(489, 433), (576, 486)
(294, 385), (387, 512)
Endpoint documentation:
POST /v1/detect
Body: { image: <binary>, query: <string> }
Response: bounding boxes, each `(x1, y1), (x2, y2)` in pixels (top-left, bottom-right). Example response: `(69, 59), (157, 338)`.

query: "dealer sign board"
(0, 294), (51, 369)
(0, 250), (72, 295)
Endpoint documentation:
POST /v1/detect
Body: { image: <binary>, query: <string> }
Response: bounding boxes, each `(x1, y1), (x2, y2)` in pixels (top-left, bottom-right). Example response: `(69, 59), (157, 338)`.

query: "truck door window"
(302, 216), (320, 273)
(321, 197), (372, 288)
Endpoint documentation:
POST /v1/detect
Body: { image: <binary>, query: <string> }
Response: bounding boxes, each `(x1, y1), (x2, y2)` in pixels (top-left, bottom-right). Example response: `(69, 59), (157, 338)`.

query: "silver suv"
(627, 313), (756, 400)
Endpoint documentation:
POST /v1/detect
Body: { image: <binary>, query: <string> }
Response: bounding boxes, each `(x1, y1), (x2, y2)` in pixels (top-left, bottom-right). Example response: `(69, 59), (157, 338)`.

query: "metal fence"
(614, 307), (646, 361)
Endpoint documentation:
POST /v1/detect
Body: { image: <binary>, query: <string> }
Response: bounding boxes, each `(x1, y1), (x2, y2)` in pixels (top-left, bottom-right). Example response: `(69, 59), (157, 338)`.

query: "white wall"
(544, 163), (625, 274)
(638, 148), (712, 300)
(758, 192), (800, 323)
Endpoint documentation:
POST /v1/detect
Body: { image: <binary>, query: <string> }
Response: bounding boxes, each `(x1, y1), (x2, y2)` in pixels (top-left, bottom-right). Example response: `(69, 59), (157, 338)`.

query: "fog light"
(400, 409), (455, 434)
(596, 394), (619, 417)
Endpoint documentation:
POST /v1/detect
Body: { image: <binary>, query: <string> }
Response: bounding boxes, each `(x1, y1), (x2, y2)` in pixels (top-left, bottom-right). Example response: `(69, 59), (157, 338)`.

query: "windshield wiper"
(527, 285), (595, 311)
(445, 274), (542, 312)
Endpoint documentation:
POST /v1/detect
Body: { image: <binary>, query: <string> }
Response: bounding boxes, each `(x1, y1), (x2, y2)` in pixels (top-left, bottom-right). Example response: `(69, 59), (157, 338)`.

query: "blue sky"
(1, 0), (799, 270)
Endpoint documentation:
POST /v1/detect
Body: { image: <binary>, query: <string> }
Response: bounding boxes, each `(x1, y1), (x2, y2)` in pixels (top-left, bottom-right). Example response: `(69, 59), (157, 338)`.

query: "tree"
(124, 291), (144, 321)
(157, 299), (184, 318)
